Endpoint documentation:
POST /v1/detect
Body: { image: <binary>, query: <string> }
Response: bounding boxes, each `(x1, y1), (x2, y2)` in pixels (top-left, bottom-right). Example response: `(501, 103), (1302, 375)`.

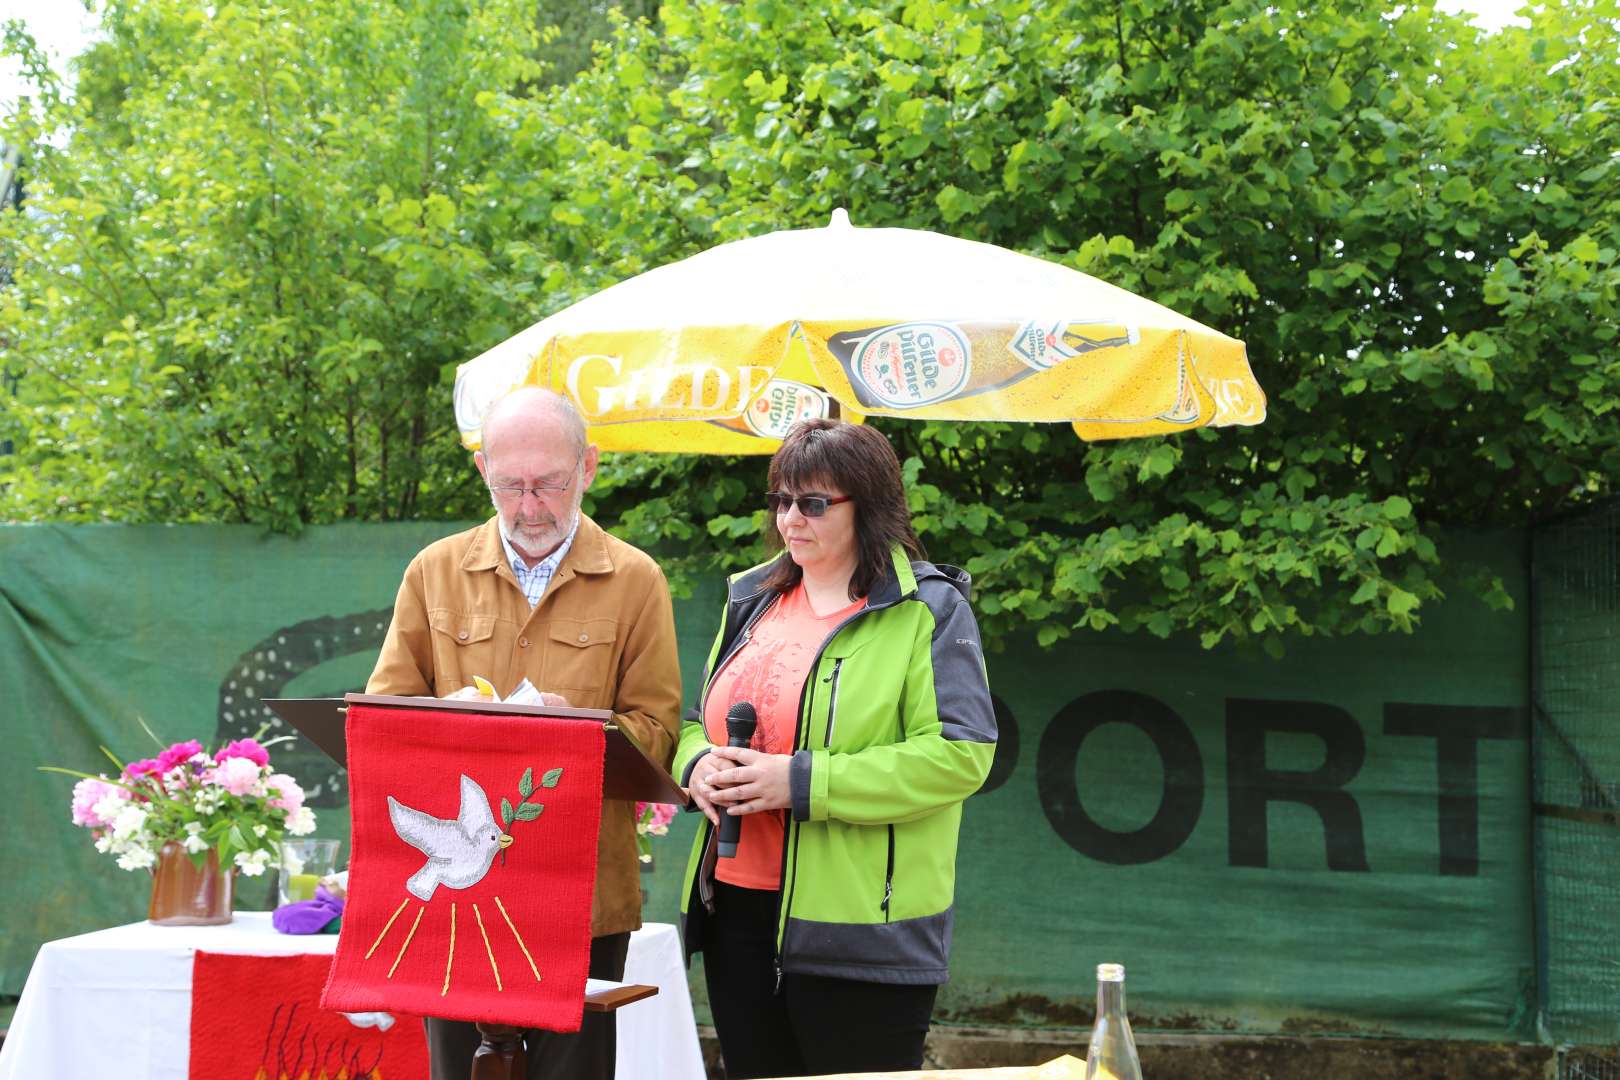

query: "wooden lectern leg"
(465, 985), (656, 1078)
(470, 1022), (526, 1080)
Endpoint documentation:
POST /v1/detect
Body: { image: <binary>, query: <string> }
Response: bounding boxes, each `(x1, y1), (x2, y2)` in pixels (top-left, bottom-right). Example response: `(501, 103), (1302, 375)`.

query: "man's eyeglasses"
(765, 492), (853, 517)
(486, 452), (583, 500)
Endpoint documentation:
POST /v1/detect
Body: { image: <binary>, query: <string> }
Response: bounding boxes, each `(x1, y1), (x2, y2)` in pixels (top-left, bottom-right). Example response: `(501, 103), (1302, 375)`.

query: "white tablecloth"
(0, 913), (702, 1080)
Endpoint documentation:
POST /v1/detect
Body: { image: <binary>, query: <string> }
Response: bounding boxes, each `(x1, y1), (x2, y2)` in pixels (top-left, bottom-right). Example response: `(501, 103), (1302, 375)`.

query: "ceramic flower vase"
(148, 841), (234, 925)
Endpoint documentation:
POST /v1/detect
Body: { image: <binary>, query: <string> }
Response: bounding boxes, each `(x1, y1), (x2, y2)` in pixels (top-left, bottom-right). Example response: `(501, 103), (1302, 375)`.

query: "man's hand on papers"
(443, 677), (571, 709)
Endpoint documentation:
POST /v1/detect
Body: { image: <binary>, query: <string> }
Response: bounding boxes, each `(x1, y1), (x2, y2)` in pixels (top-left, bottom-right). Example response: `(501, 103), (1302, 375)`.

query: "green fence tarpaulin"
(1531, 501), (1620, 1050)
(917, 530), (1534, 1040)
(3, 523), (1534, 1040)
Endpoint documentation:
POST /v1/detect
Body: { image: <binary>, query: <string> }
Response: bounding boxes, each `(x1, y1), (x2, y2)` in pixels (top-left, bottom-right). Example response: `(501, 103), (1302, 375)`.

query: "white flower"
(94, 834), (115, 854)
(116, 847), (157, 871)
(285, 806), (317, 836)
(110, 804), (149, 840)
(234, 848), (272, 877)
(183, 821), (209, 854)
(92, 791), (129, 826)
(252, 823), (268, 839)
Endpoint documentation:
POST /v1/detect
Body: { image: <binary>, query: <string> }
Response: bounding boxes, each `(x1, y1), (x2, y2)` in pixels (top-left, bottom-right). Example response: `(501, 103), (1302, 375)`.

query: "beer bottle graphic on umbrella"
(821, 318), (1140, 412)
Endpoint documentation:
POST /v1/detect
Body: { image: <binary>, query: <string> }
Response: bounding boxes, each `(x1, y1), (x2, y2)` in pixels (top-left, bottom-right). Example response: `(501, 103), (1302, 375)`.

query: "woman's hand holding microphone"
(687, 746), (793, 825)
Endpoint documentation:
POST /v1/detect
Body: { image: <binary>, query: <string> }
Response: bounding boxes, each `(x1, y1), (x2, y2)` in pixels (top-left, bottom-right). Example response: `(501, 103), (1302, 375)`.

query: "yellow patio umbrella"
(453, 210), (1265, 453)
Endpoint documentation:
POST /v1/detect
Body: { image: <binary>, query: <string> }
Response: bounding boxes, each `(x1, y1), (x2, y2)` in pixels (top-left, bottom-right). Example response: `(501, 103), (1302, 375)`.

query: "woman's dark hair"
(761, 419), (925, 601)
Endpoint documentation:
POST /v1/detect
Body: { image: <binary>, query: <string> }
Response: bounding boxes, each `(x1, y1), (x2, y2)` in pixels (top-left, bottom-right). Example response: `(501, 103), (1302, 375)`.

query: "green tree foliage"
(531, 0), (660, 88)
(1, 1), (544, 525)
(3, 0), (1617, 654)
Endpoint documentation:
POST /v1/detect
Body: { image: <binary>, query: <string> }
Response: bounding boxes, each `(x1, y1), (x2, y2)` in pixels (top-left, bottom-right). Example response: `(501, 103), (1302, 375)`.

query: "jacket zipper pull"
(882, 880), (893, 914)
(773, 960), (784, 995)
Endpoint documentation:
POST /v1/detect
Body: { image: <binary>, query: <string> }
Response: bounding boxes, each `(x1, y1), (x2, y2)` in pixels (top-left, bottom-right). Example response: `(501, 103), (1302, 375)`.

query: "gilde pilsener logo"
(742, 380), (833, 440)
(848, 322), (972, 410)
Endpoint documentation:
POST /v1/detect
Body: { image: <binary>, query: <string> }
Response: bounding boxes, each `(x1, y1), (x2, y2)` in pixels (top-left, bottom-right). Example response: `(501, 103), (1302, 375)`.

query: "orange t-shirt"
(702, 583), (866, 890)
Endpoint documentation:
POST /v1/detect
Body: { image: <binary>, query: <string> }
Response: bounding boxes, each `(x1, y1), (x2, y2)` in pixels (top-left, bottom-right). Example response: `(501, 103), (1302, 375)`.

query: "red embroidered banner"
(190, 951), (428, 1080)
(322, 704), (606, 1031)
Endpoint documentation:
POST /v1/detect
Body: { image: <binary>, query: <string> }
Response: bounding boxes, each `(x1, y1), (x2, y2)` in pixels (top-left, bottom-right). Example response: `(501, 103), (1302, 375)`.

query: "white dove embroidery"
(388, 774), (513, 901)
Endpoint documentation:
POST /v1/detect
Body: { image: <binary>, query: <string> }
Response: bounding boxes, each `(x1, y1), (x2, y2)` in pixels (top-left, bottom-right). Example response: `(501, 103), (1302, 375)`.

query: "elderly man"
(367, 386), (682, 1080)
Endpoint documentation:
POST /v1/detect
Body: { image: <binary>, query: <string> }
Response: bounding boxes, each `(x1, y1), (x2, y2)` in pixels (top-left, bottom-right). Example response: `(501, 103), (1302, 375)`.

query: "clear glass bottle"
(1084, 962), (1143, 1080)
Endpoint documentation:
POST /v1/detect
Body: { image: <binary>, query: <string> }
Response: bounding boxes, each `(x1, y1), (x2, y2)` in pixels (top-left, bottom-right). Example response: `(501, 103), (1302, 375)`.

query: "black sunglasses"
(765, 492), (853, 517)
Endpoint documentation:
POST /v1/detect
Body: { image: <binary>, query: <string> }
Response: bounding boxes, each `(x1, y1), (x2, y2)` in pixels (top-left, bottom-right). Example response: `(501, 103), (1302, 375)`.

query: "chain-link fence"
(1562, 1048), (1620, 1080)
(1531, 498), (1620, 1076)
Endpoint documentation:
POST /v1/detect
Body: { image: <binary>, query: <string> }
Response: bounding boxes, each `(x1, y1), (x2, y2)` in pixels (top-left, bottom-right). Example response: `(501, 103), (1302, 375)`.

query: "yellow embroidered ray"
(472, 902), (503, 991)
(495, 895), (541, 982)
(442, 903), (457, 996)
(365, 898), (411, 960)
(368, 891), (541, 994)
(387, 905), (425, 979)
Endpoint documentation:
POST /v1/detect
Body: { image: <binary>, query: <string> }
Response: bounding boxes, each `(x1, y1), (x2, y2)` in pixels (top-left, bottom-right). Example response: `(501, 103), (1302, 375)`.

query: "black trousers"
(702, 881), (938, 1079)
(424, 931), (631, 1080)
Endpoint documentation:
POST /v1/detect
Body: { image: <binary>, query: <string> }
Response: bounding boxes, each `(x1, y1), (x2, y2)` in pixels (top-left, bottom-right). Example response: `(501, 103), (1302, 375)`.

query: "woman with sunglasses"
(673, 418), (998, 1078)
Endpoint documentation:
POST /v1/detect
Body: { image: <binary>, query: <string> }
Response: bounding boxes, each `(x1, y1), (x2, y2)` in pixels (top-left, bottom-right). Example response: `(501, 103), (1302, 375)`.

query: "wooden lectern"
(264, 693), (681, 1080)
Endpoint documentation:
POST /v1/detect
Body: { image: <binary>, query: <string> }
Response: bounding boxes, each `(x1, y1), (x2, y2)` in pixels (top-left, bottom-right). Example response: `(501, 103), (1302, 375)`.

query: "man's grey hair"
(480, 386), (588, 462)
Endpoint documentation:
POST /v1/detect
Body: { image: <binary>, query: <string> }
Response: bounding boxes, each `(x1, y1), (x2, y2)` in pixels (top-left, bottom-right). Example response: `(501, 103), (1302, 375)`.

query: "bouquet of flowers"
(634, 801), (677, 863)
(49, 728), (317, 878)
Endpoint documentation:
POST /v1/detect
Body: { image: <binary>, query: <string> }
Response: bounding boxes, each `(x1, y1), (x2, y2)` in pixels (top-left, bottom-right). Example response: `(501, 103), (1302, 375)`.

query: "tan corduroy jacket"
(367, 513), (682, 938)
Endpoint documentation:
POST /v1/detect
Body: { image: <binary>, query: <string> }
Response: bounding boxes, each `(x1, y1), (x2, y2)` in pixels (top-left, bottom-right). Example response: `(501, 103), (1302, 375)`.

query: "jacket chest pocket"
(816, 639), (874, 749)
(428, 610), (500, 694)
(541, 618), (619, 698)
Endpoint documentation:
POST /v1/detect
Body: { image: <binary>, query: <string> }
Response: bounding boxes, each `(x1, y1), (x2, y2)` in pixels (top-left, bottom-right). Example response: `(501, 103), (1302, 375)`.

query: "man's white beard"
(512, 517), (568, 555)
(497, 497), (579, 561)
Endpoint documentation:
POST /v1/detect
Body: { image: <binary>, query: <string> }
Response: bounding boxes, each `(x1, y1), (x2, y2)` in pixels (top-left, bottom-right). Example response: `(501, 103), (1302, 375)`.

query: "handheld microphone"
(716, 701), (757, 858)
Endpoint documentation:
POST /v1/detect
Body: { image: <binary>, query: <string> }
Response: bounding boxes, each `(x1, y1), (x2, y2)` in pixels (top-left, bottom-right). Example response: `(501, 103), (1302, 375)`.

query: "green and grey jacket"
(674, 546), (997, 986)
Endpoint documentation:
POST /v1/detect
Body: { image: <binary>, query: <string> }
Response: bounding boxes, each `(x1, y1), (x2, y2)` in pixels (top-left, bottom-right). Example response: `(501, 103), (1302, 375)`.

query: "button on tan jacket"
(367, 513), (682, 938)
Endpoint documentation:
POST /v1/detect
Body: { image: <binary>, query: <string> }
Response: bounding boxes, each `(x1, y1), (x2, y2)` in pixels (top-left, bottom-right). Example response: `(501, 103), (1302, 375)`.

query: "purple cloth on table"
(271, 885), (345, 934)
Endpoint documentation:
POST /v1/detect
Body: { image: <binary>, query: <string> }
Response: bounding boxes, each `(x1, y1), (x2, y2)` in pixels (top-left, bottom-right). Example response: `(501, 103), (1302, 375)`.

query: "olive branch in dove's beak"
(497, 765), (563, 865)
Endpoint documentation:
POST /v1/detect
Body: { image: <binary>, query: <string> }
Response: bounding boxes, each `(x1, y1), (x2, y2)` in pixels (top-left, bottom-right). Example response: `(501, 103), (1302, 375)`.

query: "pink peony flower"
(123, 758), (161, 780)
(157, 740), (204, 774)
(71, 777), (126, 827)
(636, 801), (677, 829)
(267, 773), (304, 816)
(212, 756), (262, 797)
(215, 738), (270, 768)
